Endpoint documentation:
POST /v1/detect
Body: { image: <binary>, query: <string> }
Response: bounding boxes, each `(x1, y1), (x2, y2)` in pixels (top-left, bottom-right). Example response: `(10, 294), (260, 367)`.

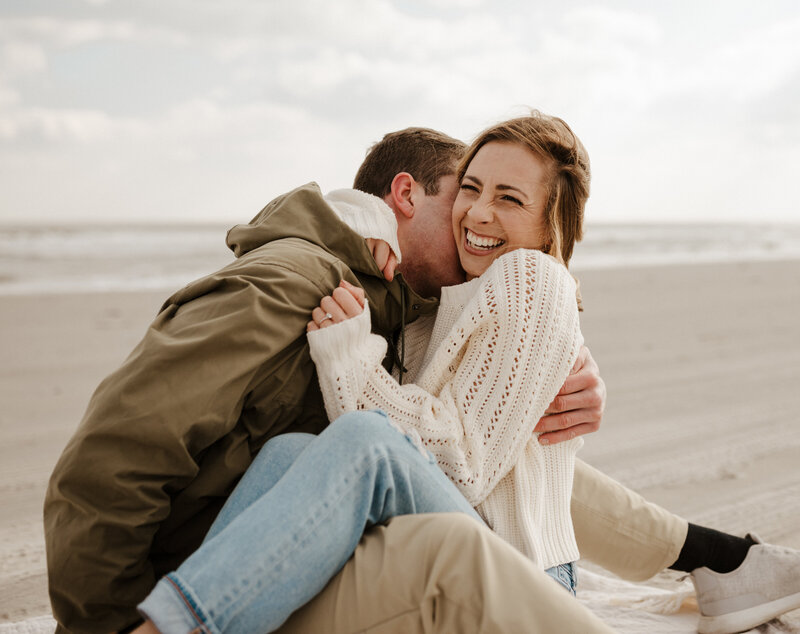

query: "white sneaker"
(691, 534), (800, 634)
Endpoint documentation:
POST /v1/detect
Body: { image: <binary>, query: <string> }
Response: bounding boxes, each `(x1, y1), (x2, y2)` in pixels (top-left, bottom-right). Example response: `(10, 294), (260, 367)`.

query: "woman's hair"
(456, 111), (590, 269)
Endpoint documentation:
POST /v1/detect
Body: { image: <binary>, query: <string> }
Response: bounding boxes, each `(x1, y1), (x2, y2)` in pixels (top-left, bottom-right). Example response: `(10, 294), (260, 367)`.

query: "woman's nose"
(466, 198), (493, 223)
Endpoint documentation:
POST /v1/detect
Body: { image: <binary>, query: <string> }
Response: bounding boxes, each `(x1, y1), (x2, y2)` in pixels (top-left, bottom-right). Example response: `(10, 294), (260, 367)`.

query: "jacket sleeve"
(308, 250), (582, 507)
(44, 254), (347, 633)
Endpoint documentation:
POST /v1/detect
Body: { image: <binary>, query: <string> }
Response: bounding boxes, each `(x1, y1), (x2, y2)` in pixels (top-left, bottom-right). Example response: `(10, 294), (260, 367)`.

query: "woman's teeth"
(466, 228), (505, 250)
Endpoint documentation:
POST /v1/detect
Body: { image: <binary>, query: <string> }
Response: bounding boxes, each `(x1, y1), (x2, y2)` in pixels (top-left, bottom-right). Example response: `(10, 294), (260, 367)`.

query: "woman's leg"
(138, 410), (481, 634)
(544, 562), (577, 596)
(204, 433), (314, 541)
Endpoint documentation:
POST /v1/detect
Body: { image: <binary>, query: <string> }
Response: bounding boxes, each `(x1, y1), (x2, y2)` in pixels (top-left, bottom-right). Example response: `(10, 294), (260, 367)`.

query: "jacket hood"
(226, 182), (380, 276)
(224, 182), (439, 341)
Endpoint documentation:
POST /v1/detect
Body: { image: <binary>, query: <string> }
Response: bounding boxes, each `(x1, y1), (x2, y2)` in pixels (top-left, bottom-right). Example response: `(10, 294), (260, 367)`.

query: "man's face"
(397, 174), (465, 298)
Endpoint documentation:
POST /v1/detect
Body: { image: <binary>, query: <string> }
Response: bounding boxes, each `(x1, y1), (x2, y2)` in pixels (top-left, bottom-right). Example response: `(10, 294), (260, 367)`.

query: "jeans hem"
(138, 574), (217, 634)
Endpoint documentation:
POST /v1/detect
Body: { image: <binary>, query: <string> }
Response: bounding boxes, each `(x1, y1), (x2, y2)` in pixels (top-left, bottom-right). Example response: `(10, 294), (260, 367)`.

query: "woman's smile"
(452, 141), (550, 280)
(463, 227), (506, 252)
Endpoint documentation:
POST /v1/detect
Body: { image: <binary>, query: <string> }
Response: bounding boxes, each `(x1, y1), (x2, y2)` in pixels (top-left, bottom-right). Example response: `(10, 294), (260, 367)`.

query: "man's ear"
(387, 172), (416, 219)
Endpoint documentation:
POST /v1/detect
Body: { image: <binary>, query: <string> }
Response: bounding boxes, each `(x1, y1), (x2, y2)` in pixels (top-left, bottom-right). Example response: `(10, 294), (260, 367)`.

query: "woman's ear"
(388, 172), (416, 219)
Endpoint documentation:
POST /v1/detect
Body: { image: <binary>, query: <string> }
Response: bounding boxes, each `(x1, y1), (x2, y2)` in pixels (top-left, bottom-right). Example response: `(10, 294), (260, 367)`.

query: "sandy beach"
(1, 259), (799, 630)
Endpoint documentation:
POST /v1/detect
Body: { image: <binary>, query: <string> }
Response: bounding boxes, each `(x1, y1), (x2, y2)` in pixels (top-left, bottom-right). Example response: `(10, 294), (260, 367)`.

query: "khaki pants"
(276, 460), (687, 633)
(572, 459), (688, 581)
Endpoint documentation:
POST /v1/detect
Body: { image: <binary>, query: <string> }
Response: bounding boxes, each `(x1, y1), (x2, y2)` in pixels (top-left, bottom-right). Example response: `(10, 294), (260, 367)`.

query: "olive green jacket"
(44, 183), (438, 633)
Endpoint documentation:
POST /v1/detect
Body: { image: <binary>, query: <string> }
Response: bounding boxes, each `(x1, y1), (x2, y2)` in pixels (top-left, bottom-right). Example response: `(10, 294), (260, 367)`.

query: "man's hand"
(366, 238), (399, 282)
(535, 345), (606, 445)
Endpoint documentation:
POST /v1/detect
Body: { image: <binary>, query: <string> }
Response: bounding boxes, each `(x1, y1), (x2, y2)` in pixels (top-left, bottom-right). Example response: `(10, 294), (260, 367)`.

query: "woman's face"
(452, 141), (550, 279)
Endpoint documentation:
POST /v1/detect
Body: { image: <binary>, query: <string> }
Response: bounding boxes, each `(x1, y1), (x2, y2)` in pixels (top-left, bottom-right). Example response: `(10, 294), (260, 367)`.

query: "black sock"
(669, 523), (757, 573)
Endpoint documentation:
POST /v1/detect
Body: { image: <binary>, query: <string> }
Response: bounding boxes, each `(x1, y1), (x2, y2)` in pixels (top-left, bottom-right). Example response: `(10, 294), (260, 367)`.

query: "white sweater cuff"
(307, 301), (376, 366)
(324, 189), (402, 263)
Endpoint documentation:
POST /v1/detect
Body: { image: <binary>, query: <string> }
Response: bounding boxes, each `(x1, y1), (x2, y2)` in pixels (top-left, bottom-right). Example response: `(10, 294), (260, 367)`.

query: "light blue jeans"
(138, 410), (575, 633)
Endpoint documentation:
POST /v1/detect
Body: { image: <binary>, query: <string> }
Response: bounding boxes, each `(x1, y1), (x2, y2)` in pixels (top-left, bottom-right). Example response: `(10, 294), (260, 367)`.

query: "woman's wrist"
(307, 304), (375, 365)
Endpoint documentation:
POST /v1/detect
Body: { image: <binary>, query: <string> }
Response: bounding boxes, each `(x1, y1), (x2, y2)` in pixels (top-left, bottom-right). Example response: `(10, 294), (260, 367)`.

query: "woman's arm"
(324, 189), (401, 281)
(308, 250), (582, 507)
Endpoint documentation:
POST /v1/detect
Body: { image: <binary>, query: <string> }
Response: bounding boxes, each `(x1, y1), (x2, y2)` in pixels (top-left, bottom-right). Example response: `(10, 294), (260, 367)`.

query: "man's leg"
(572, 459), (800, 633)
(137, 411), (481, 633)
(277, 513), (616, 634)
(571, 458), (687, 581)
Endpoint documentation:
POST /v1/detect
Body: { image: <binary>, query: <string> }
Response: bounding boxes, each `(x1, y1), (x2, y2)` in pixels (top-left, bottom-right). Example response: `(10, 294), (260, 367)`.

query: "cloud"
(0, 106), (146, 142)
(0, 40), (48, 77)
(563, 6), (662, 48)
(0, 15), (187, 50)
(1, 1), (799, 224)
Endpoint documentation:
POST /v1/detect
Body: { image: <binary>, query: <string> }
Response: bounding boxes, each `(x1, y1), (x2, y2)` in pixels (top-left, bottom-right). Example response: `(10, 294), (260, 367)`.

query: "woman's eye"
(502, 195), (523, 205)
(460, 183), (479, 193)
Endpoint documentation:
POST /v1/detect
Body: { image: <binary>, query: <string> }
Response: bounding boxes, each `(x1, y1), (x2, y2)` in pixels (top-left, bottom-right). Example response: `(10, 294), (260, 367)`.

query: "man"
(45, 127), (799, 634)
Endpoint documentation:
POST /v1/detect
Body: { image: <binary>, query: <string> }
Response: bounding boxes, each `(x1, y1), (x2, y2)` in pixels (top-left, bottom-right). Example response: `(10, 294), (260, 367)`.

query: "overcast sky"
(1, 0), (799, 225)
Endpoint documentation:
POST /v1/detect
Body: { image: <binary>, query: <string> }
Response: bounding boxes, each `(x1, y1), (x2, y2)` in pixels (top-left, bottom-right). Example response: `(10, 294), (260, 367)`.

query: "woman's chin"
(459, 245), (506, 279)
(460, 255), (495, 279)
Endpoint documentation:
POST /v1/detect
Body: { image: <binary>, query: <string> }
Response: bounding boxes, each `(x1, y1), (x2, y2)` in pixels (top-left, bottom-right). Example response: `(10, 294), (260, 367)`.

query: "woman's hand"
(366, 238), (398, 282)
(307, 280), (366, 332)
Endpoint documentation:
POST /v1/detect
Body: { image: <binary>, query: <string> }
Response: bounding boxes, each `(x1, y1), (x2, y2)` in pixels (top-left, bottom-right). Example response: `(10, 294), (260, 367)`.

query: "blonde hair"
(457, 111), (590, 269)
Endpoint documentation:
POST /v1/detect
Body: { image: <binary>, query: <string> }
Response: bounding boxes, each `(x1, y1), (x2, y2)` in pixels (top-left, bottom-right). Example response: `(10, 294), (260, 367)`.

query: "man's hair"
(457, 111), (590, 268)
(354, 127), (467, 198)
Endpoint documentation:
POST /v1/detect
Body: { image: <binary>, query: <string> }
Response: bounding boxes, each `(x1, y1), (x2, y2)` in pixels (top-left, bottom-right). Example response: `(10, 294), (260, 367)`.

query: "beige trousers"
(572, 459), (688, 581)
(276, 459), (688, 633)
(277, 513), (616, 634)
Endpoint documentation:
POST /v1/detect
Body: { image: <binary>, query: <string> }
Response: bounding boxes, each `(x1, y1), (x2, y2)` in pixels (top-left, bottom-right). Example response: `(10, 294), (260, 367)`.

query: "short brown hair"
(457, 111), (590, 268)
(354, 127), (467, 198)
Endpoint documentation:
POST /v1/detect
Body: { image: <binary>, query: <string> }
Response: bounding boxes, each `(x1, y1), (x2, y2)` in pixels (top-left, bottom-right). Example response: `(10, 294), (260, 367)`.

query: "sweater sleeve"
(323, 189), (402, 263)
(306, 301), (389, 422)
(308, 250), (582, 506)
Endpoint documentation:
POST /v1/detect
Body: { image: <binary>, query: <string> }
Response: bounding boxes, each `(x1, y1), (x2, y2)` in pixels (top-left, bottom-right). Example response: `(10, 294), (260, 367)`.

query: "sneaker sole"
(697, 590), (800, 634)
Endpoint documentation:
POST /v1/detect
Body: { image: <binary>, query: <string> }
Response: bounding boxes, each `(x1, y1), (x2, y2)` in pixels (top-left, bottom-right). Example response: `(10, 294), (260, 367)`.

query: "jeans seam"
(164, 575), (214, 634)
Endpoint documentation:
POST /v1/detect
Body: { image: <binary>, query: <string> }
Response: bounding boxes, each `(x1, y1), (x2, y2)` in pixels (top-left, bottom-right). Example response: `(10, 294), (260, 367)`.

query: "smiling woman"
(453, 141), (551, 279)
(455, 112), (591, 274)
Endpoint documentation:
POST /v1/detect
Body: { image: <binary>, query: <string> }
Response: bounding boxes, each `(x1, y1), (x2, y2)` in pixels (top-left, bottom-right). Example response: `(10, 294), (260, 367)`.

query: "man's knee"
(403, 512), (485, 544)
(387, 513), (491, 572)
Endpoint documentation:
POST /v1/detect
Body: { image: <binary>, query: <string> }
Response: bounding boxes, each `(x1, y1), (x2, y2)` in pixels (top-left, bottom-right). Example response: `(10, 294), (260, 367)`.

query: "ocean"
(1, 222), (800, 295)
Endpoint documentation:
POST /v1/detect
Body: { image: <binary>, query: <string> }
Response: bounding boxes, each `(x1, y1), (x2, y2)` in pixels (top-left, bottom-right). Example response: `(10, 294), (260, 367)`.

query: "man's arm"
(44, 254), (347, 634)
(534, 344), (606, 444)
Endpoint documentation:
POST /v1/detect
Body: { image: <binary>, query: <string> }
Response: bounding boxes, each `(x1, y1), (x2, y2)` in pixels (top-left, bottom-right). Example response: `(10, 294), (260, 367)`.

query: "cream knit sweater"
(308, 245), (584, 569)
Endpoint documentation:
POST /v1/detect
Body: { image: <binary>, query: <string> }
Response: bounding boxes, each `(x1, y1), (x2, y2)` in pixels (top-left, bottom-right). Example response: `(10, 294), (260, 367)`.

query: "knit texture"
(308, 249), (584, 568)
(323, 189), (402, 263)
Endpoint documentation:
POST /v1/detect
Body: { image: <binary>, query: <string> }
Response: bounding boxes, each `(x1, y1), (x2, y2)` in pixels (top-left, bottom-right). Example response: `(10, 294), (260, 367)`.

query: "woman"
(134, 111), (592, 633)
(306, 114), (588, 571)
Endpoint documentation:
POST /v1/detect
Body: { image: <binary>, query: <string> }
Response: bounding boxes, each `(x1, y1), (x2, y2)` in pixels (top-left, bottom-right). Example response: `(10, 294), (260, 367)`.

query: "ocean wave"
(1, 223), (799, 294)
